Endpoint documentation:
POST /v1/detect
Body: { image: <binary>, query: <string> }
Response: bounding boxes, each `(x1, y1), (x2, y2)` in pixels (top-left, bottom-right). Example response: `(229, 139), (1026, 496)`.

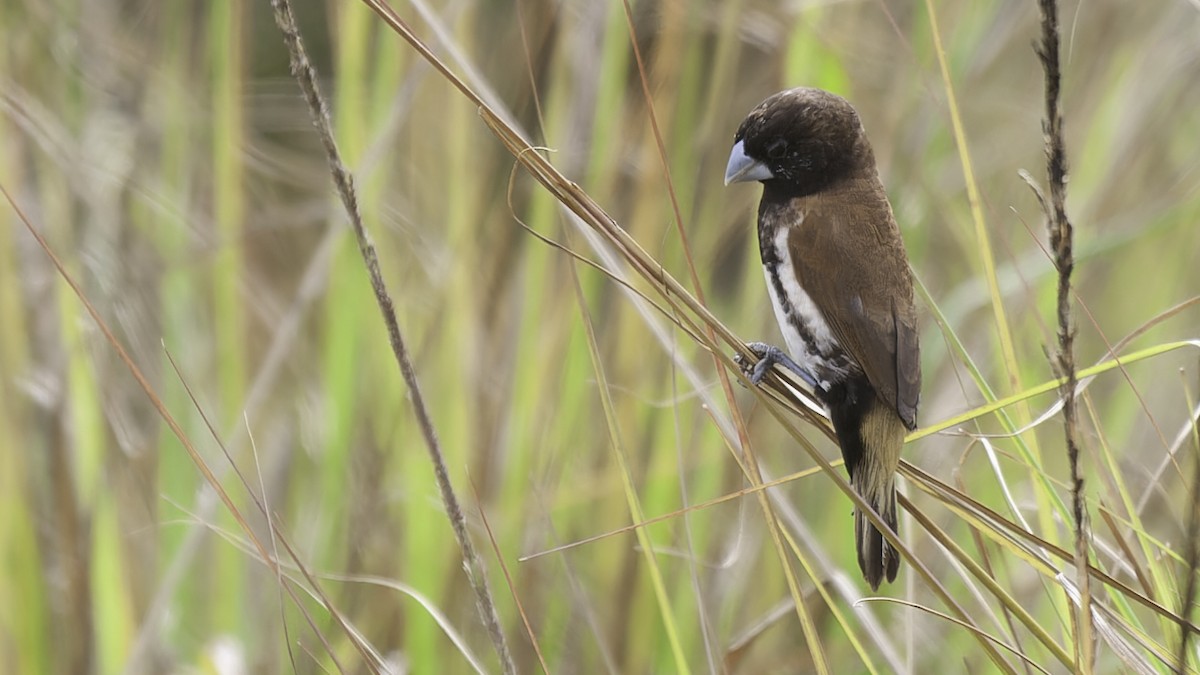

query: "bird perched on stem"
(724, 88), (921, 590)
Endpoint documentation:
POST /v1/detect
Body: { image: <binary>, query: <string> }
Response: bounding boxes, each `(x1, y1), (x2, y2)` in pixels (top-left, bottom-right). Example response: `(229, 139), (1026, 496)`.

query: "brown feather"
(785, 178), (921, 428)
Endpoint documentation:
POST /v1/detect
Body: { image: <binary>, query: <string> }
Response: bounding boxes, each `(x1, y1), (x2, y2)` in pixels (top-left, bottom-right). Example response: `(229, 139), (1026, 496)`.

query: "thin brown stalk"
(469, 475), (550, 674)
(1034, 0), (1091, 669)
(267, 1), (516, 672)
(1017, 171), (1175, 459)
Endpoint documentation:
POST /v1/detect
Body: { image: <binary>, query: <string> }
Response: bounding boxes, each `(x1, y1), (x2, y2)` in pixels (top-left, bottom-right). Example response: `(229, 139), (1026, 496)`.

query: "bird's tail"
(851, 404), (906, 591)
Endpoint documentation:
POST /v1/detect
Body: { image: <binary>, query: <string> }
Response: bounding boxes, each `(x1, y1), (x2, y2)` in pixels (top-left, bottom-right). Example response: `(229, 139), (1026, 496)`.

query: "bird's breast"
(761, 223), (853, 391)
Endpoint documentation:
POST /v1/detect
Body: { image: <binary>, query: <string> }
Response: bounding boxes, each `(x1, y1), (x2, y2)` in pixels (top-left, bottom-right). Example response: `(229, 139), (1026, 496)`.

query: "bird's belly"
(762, 231), (849, 390)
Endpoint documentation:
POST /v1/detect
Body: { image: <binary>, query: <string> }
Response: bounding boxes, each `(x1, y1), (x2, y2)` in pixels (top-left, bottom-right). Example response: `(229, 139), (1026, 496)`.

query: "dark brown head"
(724, 88), (875, 198)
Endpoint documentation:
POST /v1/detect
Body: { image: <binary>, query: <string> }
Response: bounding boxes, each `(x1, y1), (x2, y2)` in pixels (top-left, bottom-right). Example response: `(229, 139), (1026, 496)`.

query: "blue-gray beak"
(724, 140), (775, 185)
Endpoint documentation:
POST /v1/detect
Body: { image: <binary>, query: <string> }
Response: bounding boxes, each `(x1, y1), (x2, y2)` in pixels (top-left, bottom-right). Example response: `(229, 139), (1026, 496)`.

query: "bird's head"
(724, 88), (872, 196)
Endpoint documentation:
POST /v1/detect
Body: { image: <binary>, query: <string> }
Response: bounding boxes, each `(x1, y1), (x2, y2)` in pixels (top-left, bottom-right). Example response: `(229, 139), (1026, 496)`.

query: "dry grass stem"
(1034, 0), (1092, 669)
(268, 0), (516, 671)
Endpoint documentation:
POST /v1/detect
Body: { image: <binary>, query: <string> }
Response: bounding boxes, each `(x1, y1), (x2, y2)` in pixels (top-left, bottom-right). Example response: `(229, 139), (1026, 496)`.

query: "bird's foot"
(735, 342), (820, 390)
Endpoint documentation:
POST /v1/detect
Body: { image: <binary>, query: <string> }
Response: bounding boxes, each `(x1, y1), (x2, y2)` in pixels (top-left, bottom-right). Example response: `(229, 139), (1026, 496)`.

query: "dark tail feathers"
(854, 477), (899, 591)
(824, 377), (907, 590)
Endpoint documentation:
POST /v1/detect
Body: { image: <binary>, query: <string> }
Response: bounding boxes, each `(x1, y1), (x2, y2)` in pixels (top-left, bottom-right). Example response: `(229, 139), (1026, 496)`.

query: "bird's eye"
(767, 139), (788, 159)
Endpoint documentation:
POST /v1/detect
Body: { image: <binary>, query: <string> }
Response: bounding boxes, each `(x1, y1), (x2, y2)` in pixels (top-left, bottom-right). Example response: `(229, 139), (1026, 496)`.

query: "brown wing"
(788, 186), (921, 428)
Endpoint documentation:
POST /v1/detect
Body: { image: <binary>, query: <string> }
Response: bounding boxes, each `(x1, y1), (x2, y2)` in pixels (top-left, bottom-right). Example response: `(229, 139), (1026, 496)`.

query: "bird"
(723, 87), (921, 590)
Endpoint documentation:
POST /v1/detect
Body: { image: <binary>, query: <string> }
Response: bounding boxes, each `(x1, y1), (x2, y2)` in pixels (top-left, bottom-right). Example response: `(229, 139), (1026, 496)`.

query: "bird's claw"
(732, 351), (755, 385)
(736, 342), (820, 390)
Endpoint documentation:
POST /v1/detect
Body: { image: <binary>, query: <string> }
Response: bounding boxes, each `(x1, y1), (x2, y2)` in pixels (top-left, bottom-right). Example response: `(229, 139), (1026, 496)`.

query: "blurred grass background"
(3, 0), (1200, 673)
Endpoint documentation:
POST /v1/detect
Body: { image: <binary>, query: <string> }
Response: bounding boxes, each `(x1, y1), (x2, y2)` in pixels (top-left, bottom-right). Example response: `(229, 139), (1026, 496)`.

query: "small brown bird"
(724, 88), (920, 590)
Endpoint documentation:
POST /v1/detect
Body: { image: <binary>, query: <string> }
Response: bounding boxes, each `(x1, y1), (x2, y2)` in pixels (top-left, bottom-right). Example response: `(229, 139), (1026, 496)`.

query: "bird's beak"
(724, 140), (774, 185)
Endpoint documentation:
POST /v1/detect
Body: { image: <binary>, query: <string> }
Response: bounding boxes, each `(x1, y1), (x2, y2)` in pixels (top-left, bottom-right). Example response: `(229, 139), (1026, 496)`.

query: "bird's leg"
(736, 342), (820, 390)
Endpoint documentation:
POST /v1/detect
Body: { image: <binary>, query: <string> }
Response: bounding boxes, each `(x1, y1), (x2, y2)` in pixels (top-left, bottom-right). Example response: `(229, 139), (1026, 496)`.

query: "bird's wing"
(788, 190), (921, 428)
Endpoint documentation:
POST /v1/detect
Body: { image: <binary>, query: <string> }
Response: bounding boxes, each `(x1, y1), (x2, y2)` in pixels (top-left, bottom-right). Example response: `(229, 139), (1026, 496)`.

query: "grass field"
(3, 0), (1200, 673)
